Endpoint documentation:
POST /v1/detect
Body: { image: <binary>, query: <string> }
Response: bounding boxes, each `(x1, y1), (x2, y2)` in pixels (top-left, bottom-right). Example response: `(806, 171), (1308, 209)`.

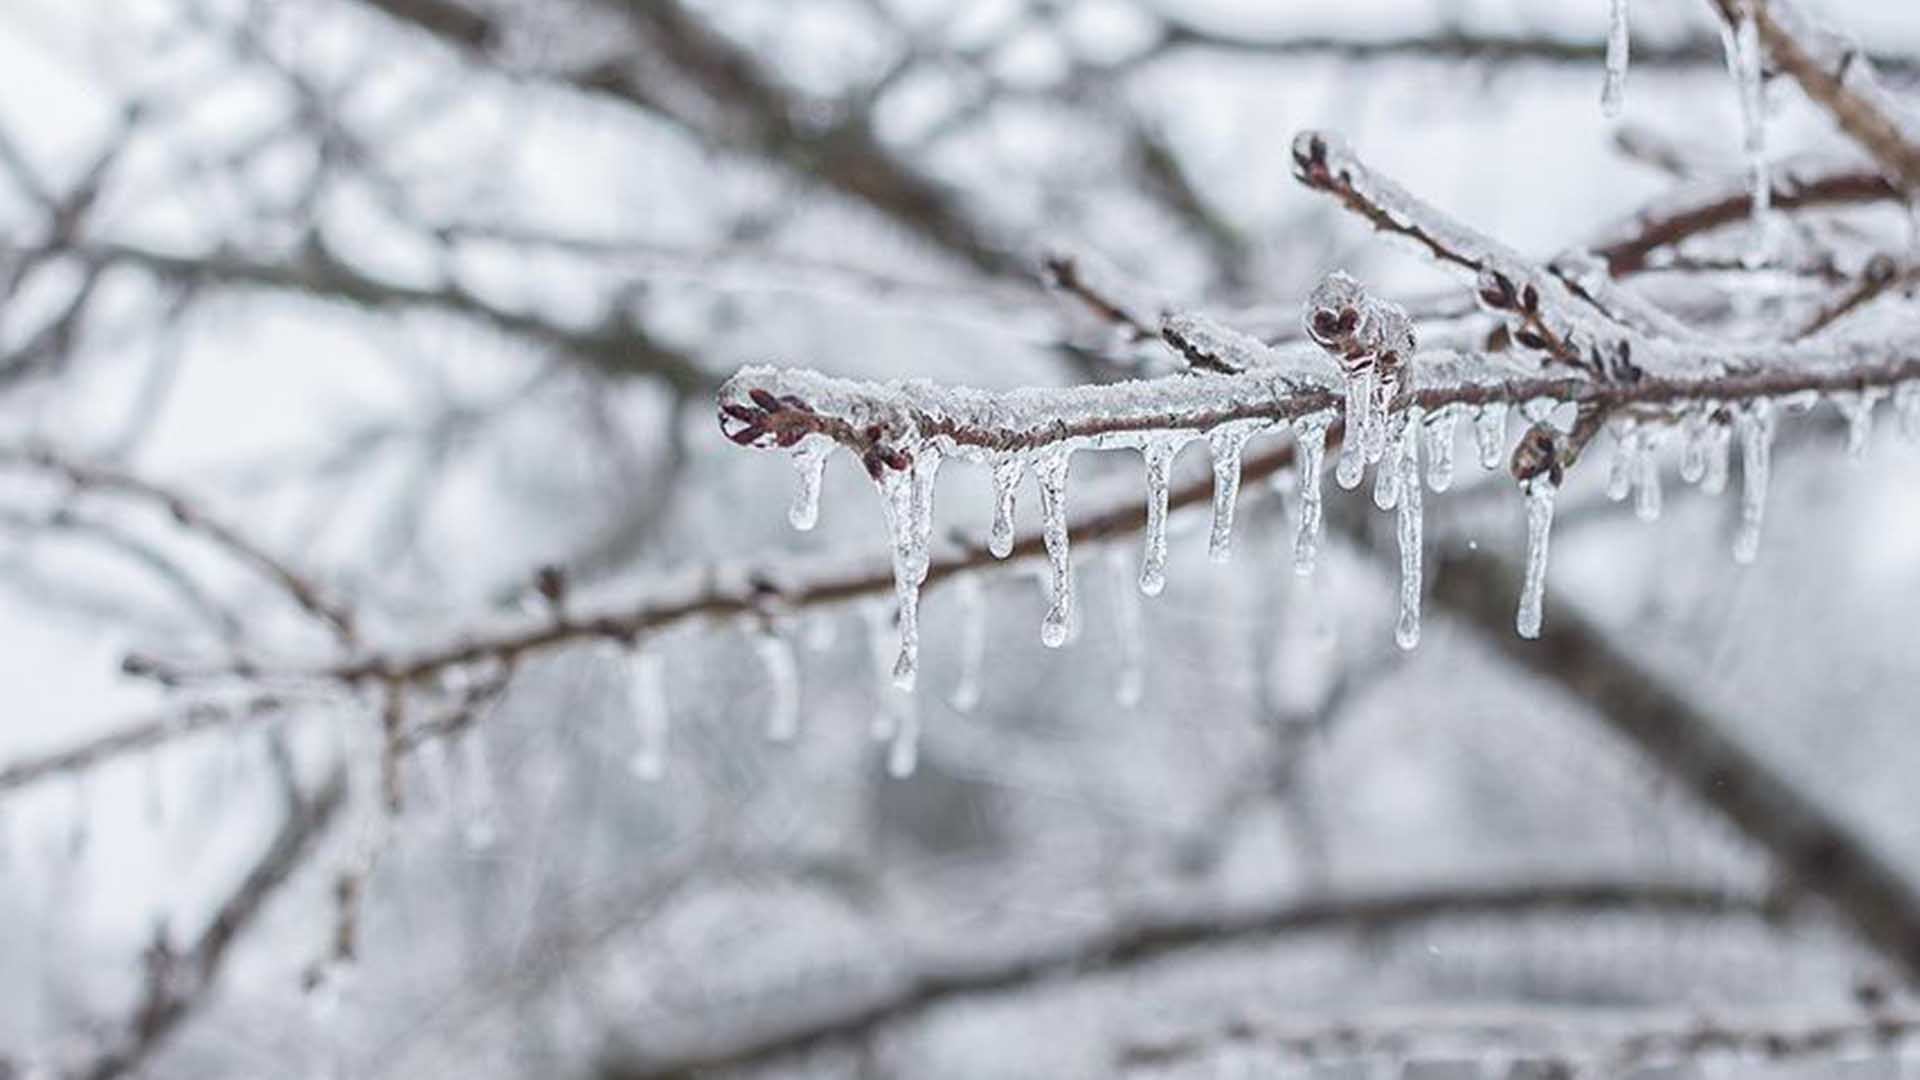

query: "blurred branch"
(0, 445), (359, 646)
(0, 696), (292, 799)
(1427, 543), (1920, 983)
(1122, 998), (1915, 1073)
(598, 879), (1787, 1078)
(68, 764), (347, 1080)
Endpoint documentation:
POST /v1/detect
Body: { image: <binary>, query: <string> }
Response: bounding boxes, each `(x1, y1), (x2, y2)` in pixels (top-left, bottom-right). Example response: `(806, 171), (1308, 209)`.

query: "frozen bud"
(1509, 423), (1564, 486)
(1364, 298), (1417, 364)
(1304, 271), (1367, 353)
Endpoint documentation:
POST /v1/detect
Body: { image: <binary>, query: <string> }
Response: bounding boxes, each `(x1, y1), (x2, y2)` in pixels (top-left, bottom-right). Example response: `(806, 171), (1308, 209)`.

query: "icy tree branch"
(599, 878), (1789, 1078)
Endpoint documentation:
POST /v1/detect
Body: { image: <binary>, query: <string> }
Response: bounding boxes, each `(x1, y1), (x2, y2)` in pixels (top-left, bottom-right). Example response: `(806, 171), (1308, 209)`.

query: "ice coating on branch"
(1292, 412), (1332, 576)
(1208, 423), (1255, 563)
(1424, 406), (1458, 492)
(1603, 0), (1631, 118)
(1474, 402), (1508, 469)
(1517, 478), (1558, 640)
(1634, 431), (1664, 522)
(1139, 436), (1186, 595)
(1721, 3), (1773, 265)
(628, 646), (669, 780)
(1108, 548), (1145, 708)
(988, 452), (1022, 558)
(788, 439), (829, 531)
(876, 464), (923, 690)
(1393, 409), (1424, 650)
(1734, 400), (1777, 563)
(1830, 388), (1884, 460)
(1034, 449), (1075, 648)
(949, 573), (986, 713)
(755, 630), (799, 742)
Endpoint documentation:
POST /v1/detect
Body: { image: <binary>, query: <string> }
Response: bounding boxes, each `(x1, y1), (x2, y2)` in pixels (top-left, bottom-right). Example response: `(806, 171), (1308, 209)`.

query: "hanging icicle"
(988, 452), (1022, 558)
(1139, 436), (1182, 594)
(1292, 412), (1332, 576)
(1722, 0), (1773, 265)
(788, 440), (829, 531)
(1394, 409), (1425, 650)
(1602, 0), (1631, 118)
(754, 630), (800, 742)
(1034, 449), (1076, 648)
(876, 465), (924, 690)
(1733, 399), (1777, 564)
(1424, 406), (1458, 493)
(949, 573), (987, 713)
(1517, 478), (1558, 640)
(1474, 402), (1509, 470)
(628, 646), (670, 780)
(1634, 431), (1664, 522)
(1208, 424), (1253, 563)
(1108, 547), (1146, 708)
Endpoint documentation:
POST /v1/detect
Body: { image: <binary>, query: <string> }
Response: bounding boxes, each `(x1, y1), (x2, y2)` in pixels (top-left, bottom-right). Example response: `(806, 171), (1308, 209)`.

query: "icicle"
(1897, 382), (1920, 442)
(1292, 412), (1331, 576)
(907, 449), (941, 584)
(1208, 425), (1252, 563)
(755, 630), (799, 742)
(628, 646), (669, 780)
(875, 465), (924, 690)
(788, 440), (828, 531)
(887, 697), (920, 778)
(1733, 399), (1777, 564)
(949, 573), (986, 713)
(1139, 437), (1180, 595)
(1605, 417), (1636, 501)
(1680, 411), (1711, 484)
(1424, 407), (1458, 493)
(1336, 367), (1374, 489)
(457, 729), (499, 851)
(1394, 410), (1425, 650)
(1372, 433), (1400, 511)
(1602, 0), (1631, 118)
(1831, 389), (1883, 461)
(1034, 449), (1075, 648)
(861, 601), (907, 740)
(1517, 478), (1558, 639)
(1702, 418), (1733, 495)
(1108, 548), (1145, 707)
(803, 610), (838, 652)
(1723, 2), (1772, 265)
(1634, 431), (1664, 522)
(988, 452), (1022, 558)
(1474, 402), (1508, 470)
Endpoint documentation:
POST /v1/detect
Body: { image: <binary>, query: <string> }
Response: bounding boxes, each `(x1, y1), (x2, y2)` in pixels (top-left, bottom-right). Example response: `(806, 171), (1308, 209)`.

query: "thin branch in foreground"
(597, 879), (1790, 1079)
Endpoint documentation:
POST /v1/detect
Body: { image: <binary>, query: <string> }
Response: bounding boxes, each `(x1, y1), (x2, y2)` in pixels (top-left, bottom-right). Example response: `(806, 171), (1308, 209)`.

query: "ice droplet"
(1293, 412), (1332, 576)
(1733, 399), (1777, 564)
(1424, 406), (1458, 493)
(755, 630), (799, 742)
(1517, 478), (1558, 640)
(628, 647), (669, 780)
(1140, 437), (1182, 594)
(1208, 425), (1253, 563)
(988, 452), (1022, 558)
(1474, 402), (1508, 470)
(788, 440), (828, 531)
(1602, 0), (1631, 118)
(1034, 449), (1075, 648)
(1108, 548), (1145, 708)
(1394, 409), (1425, 650)
(949, 573), (986, 713)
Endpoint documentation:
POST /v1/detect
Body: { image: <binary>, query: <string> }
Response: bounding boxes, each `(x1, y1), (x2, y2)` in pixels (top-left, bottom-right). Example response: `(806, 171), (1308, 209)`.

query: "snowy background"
(2, 0), (1919, 1076)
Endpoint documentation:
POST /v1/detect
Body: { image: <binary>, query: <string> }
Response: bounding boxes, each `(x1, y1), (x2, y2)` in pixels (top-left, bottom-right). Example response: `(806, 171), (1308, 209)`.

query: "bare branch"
(600, 879), (1789, 1078)
(0, 695), (292, 798)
